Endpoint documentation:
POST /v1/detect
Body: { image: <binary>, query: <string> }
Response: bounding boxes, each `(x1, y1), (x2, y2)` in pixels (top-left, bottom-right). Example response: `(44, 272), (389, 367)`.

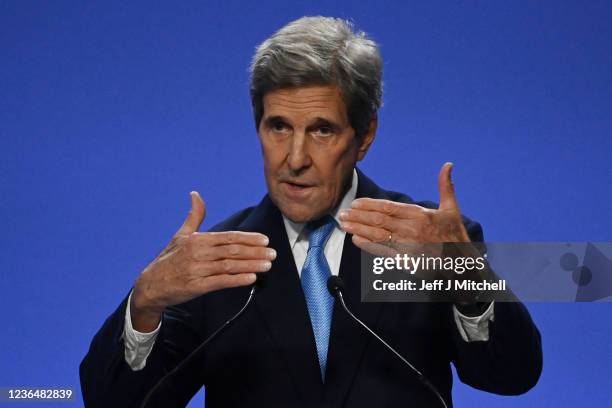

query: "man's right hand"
(130, 191), (275, 332)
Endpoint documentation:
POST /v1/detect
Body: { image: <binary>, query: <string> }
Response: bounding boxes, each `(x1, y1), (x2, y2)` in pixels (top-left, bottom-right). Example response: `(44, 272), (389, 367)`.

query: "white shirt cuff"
(453, 301), (495, 342)
(122, 290), (161, 371)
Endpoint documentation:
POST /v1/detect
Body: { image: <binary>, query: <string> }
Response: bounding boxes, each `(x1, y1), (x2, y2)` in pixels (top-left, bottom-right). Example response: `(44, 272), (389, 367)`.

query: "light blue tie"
(301, 215), (336, 381)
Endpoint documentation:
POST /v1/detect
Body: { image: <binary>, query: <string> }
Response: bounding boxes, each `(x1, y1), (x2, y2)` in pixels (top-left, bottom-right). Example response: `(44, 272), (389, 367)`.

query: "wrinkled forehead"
(261, 85), (349, 125)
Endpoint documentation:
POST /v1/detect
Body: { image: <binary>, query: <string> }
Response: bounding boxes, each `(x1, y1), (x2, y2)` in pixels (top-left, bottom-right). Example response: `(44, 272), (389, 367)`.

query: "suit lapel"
(237, 170), (397, 406)
(239, 196), (324, 404)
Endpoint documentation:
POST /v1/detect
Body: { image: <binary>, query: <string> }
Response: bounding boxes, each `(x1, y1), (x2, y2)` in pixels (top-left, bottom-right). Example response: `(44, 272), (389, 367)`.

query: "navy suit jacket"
(80, 169), (542, 407)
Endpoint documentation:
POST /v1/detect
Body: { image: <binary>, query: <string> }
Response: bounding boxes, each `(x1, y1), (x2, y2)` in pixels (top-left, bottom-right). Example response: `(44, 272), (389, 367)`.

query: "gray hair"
(250, 16), (383, 138)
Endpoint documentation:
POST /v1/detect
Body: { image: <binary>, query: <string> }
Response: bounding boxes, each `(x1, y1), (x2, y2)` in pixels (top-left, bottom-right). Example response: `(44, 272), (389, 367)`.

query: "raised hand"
(339, 162), (470, 254)
(130, 192), (275, 332)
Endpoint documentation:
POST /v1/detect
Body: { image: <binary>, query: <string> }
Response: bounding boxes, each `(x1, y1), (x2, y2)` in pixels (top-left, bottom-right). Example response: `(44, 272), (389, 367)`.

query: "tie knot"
(307, 215), (336, 248)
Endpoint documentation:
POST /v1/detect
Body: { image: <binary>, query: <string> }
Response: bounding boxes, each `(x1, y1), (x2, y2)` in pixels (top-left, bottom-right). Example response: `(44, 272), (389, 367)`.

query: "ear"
(356, 114), (377, 161)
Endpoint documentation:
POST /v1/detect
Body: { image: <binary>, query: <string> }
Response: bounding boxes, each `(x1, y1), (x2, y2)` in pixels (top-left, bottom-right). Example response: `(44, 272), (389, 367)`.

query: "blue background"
(1, 1), (611, 406)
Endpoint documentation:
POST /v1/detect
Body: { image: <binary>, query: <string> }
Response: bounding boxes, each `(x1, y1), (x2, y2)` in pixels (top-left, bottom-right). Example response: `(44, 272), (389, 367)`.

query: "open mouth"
(281, 181), (314, 194)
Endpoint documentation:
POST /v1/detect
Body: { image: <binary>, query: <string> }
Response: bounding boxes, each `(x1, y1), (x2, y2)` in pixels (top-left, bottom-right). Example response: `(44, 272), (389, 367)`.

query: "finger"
(438, 162), (459, 211)
(196, 231), (270, 247)
(193, 244), (277, 262)
(340, 220), (390, 243)
(351, 234), (372, 248)
(351, 198), (426, 219)
(352, 234), (397, 257)
(190, 273), (257, 295)
(177, 191), (206, 236)
(195, 259), (272, 276)
(339, 208), (402, 231)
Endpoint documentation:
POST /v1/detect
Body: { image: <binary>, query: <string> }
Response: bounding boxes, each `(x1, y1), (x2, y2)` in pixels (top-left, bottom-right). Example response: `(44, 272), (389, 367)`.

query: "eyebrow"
(262, 115), (289, 127)
(262, 115), (342, 130)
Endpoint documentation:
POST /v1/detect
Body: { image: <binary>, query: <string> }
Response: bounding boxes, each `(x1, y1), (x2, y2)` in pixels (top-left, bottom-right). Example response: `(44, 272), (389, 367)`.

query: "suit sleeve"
(79, 293), (206, 408)
(450, 219), (543, 395)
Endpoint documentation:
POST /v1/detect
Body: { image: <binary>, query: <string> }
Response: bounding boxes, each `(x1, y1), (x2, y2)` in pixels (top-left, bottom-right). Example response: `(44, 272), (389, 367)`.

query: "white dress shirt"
(122, 169), (494, 371)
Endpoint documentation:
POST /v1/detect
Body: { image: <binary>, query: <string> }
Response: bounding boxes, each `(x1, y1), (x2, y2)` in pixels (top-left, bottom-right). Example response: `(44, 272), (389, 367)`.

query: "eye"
(270, 121), (290, 134)
(313, 125), (333, 137)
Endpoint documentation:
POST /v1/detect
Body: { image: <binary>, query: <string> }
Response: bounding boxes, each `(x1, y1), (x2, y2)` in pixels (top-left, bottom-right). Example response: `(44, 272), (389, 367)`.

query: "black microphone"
(139, 276), (265, 408)
(327, 276), (449, 408)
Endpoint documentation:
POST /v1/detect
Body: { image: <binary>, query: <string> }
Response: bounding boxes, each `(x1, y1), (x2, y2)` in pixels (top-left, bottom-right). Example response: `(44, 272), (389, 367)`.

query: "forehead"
(261, 85), (349, 123)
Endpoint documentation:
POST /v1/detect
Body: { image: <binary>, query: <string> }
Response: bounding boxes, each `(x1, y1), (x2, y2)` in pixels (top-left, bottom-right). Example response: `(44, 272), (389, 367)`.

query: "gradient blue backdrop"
(1, 1), (611, 407)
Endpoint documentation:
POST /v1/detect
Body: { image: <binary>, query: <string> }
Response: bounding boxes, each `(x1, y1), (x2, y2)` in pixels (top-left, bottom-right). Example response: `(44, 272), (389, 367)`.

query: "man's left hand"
(339, 162), (470, 250)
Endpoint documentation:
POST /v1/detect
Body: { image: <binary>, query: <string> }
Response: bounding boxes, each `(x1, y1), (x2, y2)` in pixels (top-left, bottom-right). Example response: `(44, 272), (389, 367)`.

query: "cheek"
(317, 148), (355, 190)
(260, 139), (280, 170)
(329, 141), (359, 170)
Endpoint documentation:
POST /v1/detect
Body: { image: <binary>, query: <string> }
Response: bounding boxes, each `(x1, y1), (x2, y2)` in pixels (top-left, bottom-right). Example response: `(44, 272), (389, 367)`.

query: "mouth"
(280, 180), (315, 196)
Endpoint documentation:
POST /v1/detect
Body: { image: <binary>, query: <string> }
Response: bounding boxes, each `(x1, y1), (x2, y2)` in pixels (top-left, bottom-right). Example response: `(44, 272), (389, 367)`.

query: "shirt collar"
(282, 168), (358, 249)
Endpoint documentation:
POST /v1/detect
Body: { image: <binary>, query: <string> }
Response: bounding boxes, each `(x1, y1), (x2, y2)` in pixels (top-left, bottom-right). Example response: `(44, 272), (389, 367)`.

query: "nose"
(287, 131), (312, 175)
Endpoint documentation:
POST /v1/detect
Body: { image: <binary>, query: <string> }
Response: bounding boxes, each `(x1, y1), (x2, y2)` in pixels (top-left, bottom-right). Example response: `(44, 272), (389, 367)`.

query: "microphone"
(139, 276), (265, 408)
(327, 276), (449, 408)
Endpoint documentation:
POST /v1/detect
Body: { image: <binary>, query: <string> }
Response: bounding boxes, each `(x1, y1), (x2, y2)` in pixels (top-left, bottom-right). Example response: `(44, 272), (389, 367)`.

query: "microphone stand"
(139, 284), (258, 408)
(329, 277), (449, 408)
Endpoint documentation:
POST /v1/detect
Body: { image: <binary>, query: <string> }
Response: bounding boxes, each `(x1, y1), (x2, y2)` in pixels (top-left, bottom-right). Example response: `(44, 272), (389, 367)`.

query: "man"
(80, 16), (542, 407)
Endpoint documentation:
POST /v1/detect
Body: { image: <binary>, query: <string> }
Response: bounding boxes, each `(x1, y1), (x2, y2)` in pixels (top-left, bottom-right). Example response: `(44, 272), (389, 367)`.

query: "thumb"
(177, 191), (206, 235)
(438, 162), (459, 211)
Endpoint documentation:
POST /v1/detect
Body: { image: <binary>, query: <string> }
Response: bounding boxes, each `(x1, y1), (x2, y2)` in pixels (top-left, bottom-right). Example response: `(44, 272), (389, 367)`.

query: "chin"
(282, 208), (319, 223)
(277, 201), (327, 223)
